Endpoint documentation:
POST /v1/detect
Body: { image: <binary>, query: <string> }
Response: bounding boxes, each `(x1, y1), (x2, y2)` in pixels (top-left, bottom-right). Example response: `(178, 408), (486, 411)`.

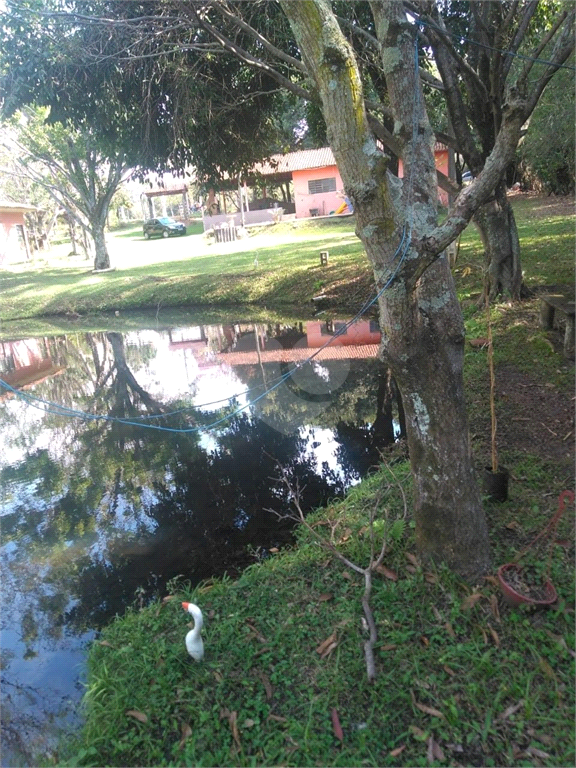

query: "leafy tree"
(518, 57), (575, 195)
(0, 107), (130, 269)
(411, 0), (574, 299)
(0, 141), (61, 252)
(1, 0), (573, 577)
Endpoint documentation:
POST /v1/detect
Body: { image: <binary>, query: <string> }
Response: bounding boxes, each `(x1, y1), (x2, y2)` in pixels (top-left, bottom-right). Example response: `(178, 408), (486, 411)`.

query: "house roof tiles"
(252, 143), (447, 177)
(254, 147), (337, 176)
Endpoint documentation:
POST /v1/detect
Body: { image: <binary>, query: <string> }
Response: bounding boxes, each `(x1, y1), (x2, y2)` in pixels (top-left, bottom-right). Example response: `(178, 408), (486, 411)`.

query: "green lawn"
(67, 464), (575, 768)
(0, 217), (363, 325)
(1, 199), (573, 333)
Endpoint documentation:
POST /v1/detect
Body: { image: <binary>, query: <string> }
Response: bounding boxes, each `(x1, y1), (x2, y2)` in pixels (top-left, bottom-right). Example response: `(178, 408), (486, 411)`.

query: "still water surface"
(0, 312), (395, 765)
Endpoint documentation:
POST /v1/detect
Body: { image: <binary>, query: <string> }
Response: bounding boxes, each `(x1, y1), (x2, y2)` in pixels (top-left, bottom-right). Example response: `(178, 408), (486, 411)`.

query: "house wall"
(0, 211), (26, 266)
(292, 165), (345, 219)
(398, 149), (450, 206)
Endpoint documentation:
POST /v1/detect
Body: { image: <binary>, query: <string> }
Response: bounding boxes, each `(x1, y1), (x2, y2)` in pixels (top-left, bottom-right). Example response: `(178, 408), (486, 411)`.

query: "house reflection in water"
(0, 338), (66, 397)
(166, 319), (382, 368)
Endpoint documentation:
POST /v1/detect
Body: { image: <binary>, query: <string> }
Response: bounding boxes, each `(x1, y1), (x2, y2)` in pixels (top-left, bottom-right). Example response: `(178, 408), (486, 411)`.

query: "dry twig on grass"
(267, 462), (408, 682)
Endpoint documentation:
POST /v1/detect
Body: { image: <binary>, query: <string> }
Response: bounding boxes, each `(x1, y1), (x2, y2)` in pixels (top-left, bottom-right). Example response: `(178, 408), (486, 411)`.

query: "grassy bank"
(0, 217), (366, 328)
(63, 463), (574, 768)
(12, 195), (575, 766)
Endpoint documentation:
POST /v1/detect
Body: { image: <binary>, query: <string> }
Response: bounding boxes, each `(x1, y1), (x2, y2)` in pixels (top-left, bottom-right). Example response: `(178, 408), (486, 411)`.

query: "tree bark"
(473, 183), (522, 301)
(91, 220), (111, 270)
(282, 0), (491, 579)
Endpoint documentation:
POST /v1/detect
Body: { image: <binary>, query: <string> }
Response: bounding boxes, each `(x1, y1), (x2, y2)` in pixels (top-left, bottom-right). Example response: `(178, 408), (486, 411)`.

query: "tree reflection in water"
(0, 318), (404, 763)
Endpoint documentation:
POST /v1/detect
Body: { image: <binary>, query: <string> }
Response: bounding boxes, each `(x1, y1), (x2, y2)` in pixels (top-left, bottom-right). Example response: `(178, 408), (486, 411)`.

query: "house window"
(308, 177), (337, 194)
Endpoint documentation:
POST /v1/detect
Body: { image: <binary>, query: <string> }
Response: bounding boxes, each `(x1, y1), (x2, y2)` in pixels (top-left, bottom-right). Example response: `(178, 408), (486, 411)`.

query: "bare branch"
(517, 8), (574, 89)
(500, 0), (539, 81)
(267, 460), (407, 684)
(208, 0), (306, 73)
(184, 3), (312, 101)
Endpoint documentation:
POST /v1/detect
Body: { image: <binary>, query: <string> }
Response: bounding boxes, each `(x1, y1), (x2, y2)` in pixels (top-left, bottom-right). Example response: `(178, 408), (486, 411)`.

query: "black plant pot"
(483, 465), (509, 503)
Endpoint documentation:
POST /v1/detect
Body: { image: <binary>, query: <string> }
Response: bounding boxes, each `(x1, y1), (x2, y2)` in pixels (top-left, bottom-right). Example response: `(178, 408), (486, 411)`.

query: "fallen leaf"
(490, 594), (501, 623)
(338, 527), (353, 544)
(380, 643), (398, 652)
(538, 657), (557, 681)
(375, 565), (398, 581)
(431, 606), (442, 622)
(162, 595), (175, 603)
(405, 565), (417, 574)
(424, 572), (438, 584)
(469, 337), (489, 348)
(545, 630), (568, 651)
(269, 547), (279, 553)
(389, 744), (406, 757)
(267, 714), (288, 723)
(414, 701), (445, 718)
(213, 670), (223, 682)
(427, 736), (445, 762)
(320, 641), (338, 658)
(225, 709), (241, 750)
(460, 593), (483, 610)
(409, 725), (428, 739)
(443, 665), (456, 677)
(405, 552), (420, 567)
(488, 625), (500, 647)
(444, 622), (456, 638)
(331, 708), (344, 742)
(243, 718), (255, 728)
(126, 710), (148, 723)
(97, 640), (114, 648)
(257, 671), (273, 700)
(316, 632), (337, 656)
(420, 635), (430, 648)
(178, 723), (192, 749)
(555, 539), (571, 548)
(524, 747), (550, 759)
(341, 570), (352, 580)
(318, 592), (333, 602)
(498, 699), (524, 720)
(245, 621), (268, 644)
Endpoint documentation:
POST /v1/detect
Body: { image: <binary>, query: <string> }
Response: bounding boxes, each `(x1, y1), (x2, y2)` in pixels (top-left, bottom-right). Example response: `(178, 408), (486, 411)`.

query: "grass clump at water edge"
(58, 464), (575, 768)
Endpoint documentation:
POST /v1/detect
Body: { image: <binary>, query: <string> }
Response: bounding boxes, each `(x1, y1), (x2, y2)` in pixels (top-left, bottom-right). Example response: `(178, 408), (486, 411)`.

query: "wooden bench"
(539, 289), (575, 358)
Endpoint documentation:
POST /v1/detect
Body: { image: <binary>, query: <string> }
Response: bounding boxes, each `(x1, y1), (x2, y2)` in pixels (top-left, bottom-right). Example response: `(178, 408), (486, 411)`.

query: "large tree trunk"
(91, 219), (110, 271)
(473, 183), (523, 301)
(376, 257), (490, 576)
(282, 0), (491, 580)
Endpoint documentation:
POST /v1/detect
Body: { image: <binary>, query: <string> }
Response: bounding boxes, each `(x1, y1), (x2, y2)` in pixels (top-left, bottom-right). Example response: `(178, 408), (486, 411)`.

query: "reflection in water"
(0, 316), (403, 766)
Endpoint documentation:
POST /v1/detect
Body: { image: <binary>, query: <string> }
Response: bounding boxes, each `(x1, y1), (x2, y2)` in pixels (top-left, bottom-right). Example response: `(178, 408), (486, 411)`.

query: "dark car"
(143, 217), (186, 239)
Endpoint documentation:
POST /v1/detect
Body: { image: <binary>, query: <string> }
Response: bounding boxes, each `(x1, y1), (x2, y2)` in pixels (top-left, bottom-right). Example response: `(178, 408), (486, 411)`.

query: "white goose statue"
(181, 602), (204, 661)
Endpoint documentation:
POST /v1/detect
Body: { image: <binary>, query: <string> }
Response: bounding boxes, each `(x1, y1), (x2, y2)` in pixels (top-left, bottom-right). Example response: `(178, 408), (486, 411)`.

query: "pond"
(0, 311), (400, 766)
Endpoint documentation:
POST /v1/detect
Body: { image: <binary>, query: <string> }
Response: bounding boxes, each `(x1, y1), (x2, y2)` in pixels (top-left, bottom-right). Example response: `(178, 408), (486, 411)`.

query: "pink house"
(203, 145), (451, 231)
(254, 147), (346, 219)
(0, 202), (36, 265)
(257, 144), (450, 217)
